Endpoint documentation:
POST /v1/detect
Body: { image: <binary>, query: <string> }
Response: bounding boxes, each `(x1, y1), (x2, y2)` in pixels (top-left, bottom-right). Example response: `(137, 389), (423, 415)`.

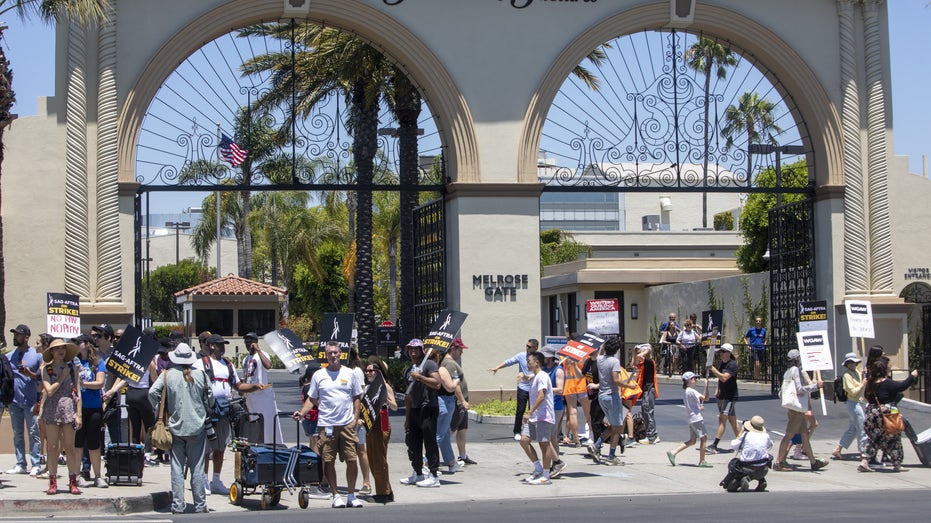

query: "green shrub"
(471, 399), (516, 416)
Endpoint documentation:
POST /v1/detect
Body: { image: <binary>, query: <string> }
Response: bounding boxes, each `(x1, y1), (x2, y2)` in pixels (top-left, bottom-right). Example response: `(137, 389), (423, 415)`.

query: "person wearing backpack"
(831, 352), (867, 460)
(4, 324), (43, 476)
(192, 334), (261, 495)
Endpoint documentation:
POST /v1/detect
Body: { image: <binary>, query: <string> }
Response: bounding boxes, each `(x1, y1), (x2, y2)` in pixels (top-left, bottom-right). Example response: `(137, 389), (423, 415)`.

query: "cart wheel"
(298, 488), (309, 509)
(229, 481), (243, 506)
(270, 487), (281, 506)
(260, 490), (271, 510)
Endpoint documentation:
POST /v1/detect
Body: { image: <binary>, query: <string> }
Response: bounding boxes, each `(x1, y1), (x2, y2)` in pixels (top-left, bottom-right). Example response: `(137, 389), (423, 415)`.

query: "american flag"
(219, 134), (248, 167)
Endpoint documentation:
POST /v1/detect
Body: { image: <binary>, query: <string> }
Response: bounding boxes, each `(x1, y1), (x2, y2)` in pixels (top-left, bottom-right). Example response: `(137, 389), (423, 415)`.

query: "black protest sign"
(359, 370), (388, 431)
(106, 324), (159, 386)
(422, 310), (468, 354)
(264, 329), (315, 373)
(700, 310), (723, 348)
(557, 331), (606, 361)
(317, 313), (355, 363)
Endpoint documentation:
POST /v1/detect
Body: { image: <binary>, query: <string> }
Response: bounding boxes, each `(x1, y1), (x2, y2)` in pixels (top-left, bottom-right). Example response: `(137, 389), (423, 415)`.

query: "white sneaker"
(526, 475), (552, 485)
(400, 472), (425, 485)
(523, 470), (543, 483)
(331, 494), (346, 508)
(76, 475), (93, 488)
(446, 462), (464, 474)
(29, 466), (41, 477)
(5, 465), (26, 475)
(308, 485), (331, 499)
(209, 478), (229, 495)
(415, 473), (440, 488)
(347, 496), (364, 508)
(95, 477), (109, 488)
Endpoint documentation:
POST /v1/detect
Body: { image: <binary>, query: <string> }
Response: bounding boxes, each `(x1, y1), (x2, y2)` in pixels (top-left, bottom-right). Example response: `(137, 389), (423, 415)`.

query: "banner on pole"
(585, 299), (620, 335)
(106, 324), (160, 386)
(46, 292), (80, 338)
(557, 331), (605, 362)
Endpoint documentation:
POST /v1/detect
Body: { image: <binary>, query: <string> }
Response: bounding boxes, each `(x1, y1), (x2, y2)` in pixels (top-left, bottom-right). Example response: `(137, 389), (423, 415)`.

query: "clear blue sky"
(2, 2), (929, 214)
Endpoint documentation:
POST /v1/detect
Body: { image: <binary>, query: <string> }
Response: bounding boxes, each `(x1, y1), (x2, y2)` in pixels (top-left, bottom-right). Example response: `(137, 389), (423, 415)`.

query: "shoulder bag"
(151, 370), (173, 451)
(874, 395), (905, 436)
(780, 368), (805, 412)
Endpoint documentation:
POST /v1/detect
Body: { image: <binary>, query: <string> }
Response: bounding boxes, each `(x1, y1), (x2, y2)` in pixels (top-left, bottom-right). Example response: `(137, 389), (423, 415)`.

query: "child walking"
(666, 372), (712, 468)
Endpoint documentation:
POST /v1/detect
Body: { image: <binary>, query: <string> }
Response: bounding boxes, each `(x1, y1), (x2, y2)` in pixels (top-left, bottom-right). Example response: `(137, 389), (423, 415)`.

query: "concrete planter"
(468, 410), (512, 424)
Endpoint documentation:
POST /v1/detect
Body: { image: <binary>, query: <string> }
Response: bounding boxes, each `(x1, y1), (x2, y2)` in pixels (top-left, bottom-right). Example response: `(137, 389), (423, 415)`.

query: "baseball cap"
(91, 324), (114, 338)
(682, 371), (698, 381)
(451, 337), (468, 349)
(719, 343), (735, 353)
(786, 349), (800, 360)
(539, 344), (560, 358)
(206, 334), (229, 345)
(10, 324), (31, 336)
(244, 332), (259, 342)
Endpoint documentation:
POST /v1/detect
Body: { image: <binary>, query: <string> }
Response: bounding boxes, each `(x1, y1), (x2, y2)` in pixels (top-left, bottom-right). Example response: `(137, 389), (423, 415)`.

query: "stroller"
(719, 432), (771, 492)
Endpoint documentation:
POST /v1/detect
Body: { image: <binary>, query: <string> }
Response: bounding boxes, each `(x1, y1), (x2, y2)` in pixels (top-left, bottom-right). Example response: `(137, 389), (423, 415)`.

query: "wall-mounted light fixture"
(631, 303), (639, 320)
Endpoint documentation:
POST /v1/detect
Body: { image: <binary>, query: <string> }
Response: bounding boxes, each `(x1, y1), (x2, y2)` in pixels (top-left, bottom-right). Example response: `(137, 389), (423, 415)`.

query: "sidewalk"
(1, 429), (929, 516)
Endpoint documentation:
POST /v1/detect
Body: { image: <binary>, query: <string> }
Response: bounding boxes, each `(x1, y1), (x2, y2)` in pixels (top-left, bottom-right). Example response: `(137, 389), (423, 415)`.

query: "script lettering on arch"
(384, 0), (599, 8)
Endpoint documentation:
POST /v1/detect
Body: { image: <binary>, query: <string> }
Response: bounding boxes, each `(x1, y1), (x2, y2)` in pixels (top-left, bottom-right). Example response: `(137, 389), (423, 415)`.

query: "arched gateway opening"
(126, 12), (457, 350)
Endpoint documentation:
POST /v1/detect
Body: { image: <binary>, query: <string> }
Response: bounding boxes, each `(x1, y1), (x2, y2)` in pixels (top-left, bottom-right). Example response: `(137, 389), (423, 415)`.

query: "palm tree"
(0, 0), (110, 345)
(372, 191), (400, 324)
(722, 91), (783, 179)
(242, 23), (389, 350)
(685, 37), (737, 228)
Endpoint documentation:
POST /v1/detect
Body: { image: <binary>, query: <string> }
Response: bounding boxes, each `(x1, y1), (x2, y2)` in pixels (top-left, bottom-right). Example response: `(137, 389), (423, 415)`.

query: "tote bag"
(780, 368), (805, 412)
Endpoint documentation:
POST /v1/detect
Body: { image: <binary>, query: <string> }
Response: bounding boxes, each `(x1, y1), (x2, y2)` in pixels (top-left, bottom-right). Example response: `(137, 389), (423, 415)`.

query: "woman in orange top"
(561, 357), (590, 446)
(634, 344), (659, 443)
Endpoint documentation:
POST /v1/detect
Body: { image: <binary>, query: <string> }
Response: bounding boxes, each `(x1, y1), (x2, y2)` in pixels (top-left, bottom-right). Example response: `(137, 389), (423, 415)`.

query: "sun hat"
(682, 371), (698, 381)
(169, 343), (197, 365)
(43, 339), (78, 363)
(719, 343), (735, 353)
(743, 415), (766, 433)
(786, 349), (800, 360)
(842, 352), (861, 365)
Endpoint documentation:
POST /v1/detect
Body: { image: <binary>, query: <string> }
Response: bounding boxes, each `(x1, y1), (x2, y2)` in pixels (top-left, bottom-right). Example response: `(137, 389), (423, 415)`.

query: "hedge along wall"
(645, 272), (769, 346)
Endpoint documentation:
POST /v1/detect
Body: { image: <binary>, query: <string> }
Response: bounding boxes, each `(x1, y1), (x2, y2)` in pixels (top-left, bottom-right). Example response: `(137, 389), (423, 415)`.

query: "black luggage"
(235, 411), (265, 444)
(105, 443), (145, 486)
(903, 418), (931, 467)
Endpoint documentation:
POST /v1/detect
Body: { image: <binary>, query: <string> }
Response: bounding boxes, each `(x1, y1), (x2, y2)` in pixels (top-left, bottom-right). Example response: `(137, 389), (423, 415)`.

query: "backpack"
(833, 376), (847, 403)
(631, 411), (647, 442)
(0, 356), (15, 405)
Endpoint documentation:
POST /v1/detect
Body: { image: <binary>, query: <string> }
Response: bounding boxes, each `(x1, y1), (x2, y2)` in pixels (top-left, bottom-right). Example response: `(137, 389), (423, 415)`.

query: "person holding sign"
(773, 350), (828, 472)
(363, 357), (397, 504)
(707, 344), (740, 455)
(832, 352), (867, 460)
(858, 357), (919, 473)
(241, 332), (282, 446)
(587, 337), (637, 466)
(293, 341), (365, 508)
(40, 339), (83, 495)
(399, 339), (443, 488)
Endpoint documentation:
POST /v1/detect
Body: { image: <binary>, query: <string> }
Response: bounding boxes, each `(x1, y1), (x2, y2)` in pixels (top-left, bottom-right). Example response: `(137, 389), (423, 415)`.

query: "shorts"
(450, 403), (469, 431)
(529, 421), (555, 443)
(301, 419), (318, 438)
(75, 408), (103, 450)
(750, 349), (765, 364)
(564, 392), (587, 403)
(207, 417), (231, 452)
(599, 393), (625, 426)
(687, 420), (707, 440)
(717, 397), (737, 417)
(784, 409), (808, 437)
(319, 424), (358, 463)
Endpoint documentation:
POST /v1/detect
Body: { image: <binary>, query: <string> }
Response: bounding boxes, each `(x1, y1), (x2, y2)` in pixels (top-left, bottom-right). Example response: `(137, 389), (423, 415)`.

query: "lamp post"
(165, 221), (191, 265)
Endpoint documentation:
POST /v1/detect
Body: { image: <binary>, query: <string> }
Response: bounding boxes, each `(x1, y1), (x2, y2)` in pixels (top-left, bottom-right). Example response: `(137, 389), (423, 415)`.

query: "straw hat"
(743, 415), (766, 433)
(43, 338), (78, 363)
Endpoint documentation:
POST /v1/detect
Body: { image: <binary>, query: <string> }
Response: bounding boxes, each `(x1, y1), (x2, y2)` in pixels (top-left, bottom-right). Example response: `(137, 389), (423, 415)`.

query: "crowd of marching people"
(2, 315), (925, 510)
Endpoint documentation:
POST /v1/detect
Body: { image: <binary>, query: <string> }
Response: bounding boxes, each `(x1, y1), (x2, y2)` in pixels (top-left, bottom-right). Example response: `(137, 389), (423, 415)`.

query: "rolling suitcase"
(903, 417), (931, 467)
(105, 414), (145, 486)
(235, 412), (265, 445)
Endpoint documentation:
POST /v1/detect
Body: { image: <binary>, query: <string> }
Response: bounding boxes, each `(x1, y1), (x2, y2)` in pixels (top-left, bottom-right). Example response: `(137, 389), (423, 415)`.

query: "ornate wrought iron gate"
(767, 198), (816, 395)
(412, 198), (446, 337)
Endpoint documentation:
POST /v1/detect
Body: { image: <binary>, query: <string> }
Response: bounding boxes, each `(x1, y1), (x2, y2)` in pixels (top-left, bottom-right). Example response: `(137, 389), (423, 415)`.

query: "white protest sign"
(47, 292), (80, 338)
(586, 299), (619, 335)
(845, 300), (874, 339)
(795, 331), (834, 372)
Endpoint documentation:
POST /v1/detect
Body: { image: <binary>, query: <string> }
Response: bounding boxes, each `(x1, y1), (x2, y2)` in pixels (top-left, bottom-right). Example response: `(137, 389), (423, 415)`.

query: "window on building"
(238, 309), (276, 336)
(196, 309), (233, 336)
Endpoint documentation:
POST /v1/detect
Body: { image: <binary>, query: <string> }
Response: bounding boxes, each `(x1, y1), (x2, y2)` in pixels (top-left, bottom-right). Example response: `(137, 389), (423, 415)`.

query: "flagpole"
(216, 123), (222, 277)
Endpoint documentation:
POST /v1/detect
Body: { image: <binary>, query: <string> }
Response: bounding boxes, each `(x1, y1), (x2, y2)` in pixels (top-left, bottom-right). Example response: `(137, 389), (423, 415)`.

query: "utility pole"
(165, 221), (191, 265)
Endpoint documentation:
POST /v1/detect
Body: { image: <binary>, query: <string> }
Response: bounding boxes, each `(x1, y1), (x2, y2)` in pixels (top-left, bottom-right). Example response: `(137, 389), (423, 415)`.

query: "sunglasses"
(365, 369), (377, 374)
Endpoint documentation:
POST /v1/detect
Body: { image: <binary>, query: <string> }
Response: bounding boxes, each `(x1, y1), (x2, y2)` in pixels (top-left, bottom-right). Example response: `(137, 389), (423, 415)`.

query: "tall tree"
(0, 0), (110, 345)
(685, 37), (736, 228)
(722, 91), (783, 179)
(372, 191), (400, 323)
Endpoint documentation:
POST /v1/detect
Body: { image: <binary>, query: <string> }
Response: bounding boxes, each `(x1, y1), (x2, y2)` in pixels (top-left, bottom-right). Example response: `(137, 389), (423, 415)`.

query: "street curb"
(0, 490), (171, 515)
(468, 410), (511, 424)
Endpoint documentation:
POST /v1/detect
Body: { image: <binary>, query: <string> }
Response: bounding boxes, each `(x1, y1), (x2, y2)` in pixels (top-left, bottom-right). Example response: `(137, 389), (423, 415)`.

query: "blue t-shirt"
(5, 347), (43, 407)
(504, 351), (532, 392)
(745, 327), (766, 349)
(78, 358), (107, 409)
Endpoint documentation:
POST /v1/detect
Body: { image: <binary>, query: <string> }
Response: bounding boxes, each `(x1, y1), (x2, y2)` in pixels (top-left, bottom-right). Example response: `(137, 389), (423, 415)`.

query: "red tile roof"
(174, 274), (287, 298)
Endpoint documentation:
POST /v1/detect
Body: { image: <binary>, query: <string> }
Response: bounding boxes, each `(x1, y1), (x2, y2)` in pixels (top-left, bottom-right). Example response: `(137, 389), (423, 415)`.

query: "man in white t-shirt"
(193, 334), (261, 495)
(519, 351), (555, 485)
(241, 332), (282, 445)
(293, 341), (364, 509)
